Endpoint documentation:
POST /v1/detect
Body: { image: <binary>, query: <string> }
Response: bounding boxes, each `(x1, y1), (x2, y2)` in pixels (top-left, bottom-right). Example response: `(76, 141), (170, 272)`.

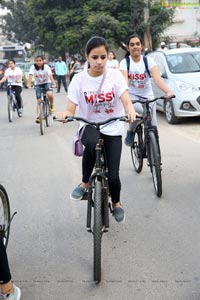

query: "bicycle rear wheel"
(147, 131), (162, 197)
(0, 184), (10, 248)
(93, 180), (103, 283)
(7, 96), (13, 122)
(131, 126), (143, 173)
(39, 102), (45, 135)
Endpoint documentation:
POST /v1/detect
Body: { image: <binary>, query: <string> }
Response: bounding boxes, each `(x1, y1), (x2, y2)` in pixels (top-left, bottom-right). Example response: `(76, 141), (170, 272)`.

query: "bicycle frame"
(131, 96), (167, 197)
(54, 115), (127, 282)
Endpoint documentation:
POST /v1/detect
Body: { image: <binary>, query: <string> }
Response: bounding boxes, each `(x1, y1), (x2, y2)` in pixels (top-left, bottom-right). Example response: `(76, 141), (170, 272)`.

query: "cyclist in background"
(27, 55), (56, 124)
(57, 36), (139, 223)
(106, 51), (119, 69)
(119, 34), (174, 146)
(0, 238), (21, 300)
(0, 60), (23, 117)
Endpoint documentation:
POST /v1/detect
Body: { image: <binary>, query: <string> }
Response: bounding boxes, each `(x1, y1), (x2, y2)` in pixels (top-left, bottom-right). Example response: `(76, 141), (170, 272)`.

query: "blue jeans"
(35, 83), (52, 100)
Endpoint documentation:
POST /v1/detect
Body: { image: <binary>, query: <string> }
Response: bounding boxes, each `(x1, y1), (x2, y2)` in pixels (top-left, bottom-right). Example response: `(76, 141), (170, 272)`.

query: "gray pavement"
(0, 88), (200, 299)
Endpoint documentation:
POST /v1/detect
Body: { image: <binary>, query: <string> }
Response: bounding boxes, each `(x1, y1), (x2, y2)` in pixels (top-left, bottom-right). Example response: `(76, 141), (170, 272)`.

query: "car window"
(167, 52), (200, 73)
(149, 53), (166, 75)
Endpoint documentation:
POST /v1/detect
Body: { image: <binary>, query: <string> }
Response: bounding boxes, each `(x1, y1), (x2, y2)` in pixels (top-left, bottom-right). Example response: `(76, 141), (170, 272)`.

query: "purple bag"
(72, 135), (84, 156)
(72, 125), (86, 156)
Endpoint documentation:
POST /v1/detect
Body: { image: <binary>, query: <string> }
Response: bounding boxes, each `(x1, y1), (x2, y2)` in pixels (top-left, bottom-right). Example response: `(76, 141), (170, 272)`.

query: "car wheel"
(164, 100), (179, 124)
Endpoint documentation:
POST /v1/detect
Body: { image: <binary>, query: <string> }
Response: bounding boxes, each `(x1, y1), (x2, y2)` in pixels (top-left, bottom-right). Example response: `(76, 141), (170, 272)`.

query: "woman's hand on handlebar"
(127, 111), (142, 123)
(55, 112), (69, 123)
(164, 92), (175, 99)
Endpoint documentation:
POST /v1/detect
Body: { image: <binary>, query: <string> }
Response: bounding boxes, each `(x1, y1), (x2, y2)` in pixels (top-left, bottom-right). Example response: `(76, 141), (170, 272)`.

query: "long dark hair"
(34, 55), (45, 70)
(125, 34), (144, 57)
(85, 36), (108, 56)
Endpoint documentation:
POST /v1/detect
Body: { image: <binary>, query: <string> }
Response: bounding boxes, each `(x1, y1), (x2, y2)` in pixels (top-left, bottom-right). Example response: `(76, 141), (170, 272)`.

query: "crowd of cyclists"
(0, 33), (175, 299)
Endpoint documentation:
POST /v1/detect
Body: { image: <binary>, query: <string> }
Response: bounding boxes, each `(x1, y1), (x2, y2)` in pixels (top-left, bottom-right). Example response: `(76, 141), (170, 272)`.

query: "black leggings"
(0, 239), (11, 284)
(7, 86), (22, 109)
(81, 125), (122, 203)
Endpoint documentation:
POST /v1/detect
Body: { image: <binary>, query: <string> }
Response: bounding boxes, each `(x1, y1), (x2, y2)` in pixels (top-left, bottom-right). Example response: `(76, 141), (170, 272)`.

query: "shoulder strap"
(143, 55), (151, 78)
(126, 55), (151, 78)
(125, 56), (130, 75)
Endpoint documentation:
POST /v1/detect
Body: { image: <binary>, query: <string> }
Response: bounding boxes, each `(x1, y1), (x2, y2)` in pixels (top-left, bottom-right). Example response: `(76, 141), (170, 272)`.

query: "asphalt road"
(0, 88), (200, 300)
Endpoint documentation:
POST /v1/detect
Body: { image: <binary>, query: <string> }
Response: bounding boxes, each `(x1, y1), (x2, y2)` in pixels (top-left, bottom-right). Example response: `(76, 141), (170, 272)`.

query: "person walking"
(0, 239), (21, 300)
(55, 56), (68, 93)
(57, 36), (139, 223)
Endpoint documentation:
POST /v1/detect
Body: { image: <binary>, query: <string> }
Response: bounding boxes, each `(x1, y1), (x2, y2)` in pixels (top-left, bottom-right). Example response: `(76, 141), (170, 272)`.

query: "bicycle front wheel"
(0, 184), (10, 248)
(148, 131), (162, 197)
(93, 180), (103, 283)
(45, 100), (50, 127)
(7, 96), (13, 122)
(131, 126), (143, 173)
(39, 102), (45, 135)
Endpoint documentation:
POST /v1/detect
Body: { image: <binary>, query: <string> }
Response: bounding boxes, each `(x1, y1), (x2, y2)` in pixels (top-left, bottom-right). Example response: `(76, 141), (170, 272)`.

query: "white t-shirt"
(119, 55), (156, 99)
(106, 59), (119, 69)
(5, 67), (23, 87)
(29, 64), (52, 85)
(68, 68), (128, 136)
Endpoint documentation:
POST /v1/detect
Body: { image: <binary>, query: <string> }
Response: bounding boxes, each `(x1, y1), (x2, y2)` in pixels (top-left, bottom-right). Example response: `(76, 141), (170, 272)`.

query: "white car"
(147, 48), (200, 124)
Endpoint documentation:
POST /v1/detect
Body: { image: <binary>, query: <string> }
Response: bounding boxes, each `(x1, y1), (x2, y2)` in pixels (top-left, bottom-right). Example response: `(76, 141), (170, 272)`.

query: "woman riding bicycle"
(119, 34), (174, 146)
(0, 59), (23, 117)
(58, 36), (139, 223)
(27, 55), (57, 124)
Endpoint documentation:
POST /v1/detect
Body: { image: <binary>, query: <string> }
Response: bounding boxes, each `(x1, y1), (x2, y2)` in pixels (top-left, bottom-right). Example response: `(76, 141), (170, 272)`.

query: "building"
(162, 0), (200, 43)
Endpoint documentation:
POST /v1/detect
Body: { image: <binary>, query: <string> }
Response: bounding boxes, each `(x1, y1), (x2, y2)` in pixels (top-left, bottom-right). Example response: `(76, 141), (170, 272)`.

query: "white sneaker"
(0, 285), (21, 300)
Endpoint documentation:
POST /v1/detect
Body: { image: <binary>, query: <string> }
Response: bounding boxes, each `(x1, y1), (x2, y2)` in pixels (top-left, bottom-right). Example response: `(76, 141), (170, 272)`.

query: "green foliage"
(0, 0), (175, 56)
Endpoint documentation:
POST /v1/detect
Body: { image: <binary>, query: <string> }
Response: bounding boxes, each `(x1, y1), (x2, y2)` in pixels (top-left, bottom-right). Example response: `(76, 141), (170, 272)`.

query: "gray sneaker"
(70, 185), (87, 200)
(113, 206), (125, 223)
(0, 285), (21, 300)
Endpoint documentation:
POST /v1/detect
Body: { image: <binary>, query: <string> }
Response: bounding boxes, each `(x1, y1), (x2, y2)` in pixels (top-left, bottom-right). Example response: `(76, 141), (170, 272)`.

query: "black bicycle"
(39, 88), (51, 135)
(0, 184), (17, 248)
(130, 95), (175, 197)
(54, 115), (127, 283)
(7, 84), (23, 122)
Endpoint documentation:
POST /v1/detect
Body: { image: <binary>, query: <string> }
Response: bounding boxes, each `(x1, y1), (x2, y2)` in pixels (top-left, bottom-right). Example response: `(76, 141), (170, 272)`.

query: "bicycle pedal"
(81, 192), (88, 200)
(87, 228), (92, 233)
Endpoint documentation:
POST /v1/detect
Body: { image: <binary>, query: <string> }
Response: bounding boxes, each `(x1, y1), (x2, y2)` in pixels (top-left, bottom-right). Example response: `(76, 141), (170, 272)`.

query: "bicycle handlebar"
(53, 115), (128, 126)
(131, 95), (175, 104)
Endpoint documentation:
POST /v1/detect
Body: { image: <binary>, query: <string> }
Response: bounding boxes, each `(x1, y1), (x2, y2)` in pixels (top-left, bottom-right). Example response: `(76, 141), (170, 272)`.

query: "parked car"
(167, 42), (191, 49)
(147, 48), (200, 124)
(23, 62), (34, 88)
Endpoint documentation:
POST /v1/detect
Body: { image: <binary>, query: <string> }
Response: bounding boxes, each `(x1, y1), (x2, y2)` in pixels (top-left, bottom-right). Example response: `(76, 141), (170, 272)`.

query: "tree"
(0, 0), (175, 56)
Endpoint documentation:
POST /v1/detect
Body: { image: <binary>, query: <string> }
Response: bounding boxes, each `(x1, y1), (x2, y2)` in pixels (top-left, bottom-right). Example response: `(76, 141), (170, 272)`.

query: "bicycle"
(7, 84), (23, 122)
(54, 115), (127, 283)
(39, 88), (51, 135)
(130, 95), (175, 198)
(0, 184), (17, 248)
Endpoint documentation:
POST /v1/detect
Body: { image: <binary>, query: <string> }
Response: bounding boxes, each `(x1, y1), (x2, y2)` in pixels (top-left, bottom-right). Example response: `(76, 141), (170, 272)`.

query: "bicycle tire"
(0, 184), (10, 248)
(45, 99), (50, 127)
(93, 180), (103, 283)
(131, 126), (143, 173)
(148, 131), (162, 197)
(7, 96), (13, 123)
(39, 102), (45, 135)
